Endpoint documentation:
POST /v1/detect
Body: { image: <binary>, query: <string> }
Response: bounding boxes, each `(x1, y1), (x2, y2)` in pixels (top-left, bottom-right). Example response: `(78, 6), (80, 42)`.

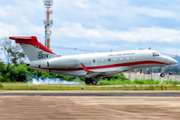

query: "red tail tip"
(9, 36), (55, 55)
(9, 36), (35, 40)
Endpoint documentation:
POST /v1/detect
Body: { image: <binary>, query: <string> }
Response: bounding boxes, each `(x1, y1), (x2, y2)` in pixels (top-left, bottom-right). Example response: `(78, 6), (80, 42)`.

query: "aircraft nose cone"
(167, 57), (178, 65)
(173, 59), (178, 65)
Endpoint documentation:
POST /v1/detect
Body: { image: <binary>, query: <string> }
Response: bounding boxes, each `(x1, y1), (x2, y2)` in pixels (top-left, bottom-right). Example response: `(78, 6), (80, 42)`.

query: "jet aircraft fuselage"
(9, 36), (178, 85)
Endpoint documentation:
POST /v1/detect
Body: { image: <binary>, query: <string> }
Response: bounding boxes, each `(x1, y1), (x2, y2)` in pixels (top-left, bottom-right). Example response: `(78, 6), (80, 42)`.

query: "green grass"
(97, 78), (180, 85)
(1, 84), (180, 90)
(2, 79), (179, 85)
(0, 77), (180, 90)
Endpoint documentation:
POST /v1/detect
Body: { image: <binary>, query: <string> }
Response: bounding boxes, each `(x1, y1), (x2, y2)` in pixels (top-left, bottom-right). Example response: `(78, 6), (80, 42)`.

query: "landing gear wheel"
(85, 79), (90, 85)
(160, 73), (165, 77)
(92, 80), (97, 85)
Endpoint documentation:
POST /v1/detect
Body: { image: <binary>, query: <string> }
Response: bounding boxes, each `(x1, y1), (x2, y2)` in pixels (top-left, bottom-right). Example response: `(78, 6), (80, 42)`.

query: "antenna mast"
(43, 0), (53, 49)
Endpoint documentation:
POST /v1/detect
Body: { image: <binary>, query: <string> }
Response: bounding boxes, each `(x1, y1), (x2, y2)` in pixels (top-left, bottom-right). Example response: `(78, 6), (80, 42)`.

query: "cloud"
(74, 0), (88, 8)
(0, 0), (179, 50)
(0, 8), (8, 17)
(1, 0), (177, 37)
(86, 0), (175, 18)
(0, 1), (45, 37)
(55, 23), (180, 43)
(53, 0), (176, 29)
(158, 47), (180, 56)
(0, 22), (19, 38)
(118, 27), (180, 42)
(129, 6), (175, 18)
(0, 21), (44, 38)
(85, 42), (120, 49)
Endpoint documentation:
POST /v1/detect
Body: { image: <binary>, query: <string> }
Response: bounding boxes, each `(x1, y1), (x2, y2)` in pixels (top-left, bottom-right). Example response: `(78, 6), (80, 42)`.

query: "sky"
(1, 0), (180, 61)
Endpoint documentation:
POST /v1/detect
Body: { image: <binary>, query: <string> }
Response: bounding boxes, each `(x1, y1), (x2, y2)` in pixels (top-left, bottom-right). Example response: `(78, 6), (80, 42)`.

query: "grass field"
(1, 84), (180, 90)
(0, 78), (180, 90)
(97, 79), (180, 85)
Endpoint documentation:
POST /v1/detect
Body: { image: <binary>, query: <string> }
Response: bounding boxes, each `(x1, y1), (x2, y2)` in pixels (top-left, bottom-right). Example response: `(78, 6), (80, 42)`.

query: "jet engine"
(47, 57), (79, 68)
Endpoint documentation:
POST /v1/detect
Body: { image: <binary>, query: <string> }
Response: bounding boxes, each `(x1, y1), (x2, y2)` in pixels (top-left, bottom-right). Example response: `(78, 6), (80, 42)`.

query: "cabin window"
(152, 52), (160, 56)
(102, 58), (104, 62)
(120, 57), (123, 60)
(133, 56), (136, 59)
(92, 58), (97, 66)
(108, 58), (111, 61)
(127, 57), (129, 60)
(114, 57), (117, 61)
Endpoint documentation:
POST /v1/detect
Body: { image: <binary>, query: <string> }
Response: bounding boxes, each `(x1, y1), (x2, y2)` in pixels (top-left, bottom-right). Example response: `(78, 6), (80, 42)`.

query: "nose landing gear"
(160, 67), (165, 77)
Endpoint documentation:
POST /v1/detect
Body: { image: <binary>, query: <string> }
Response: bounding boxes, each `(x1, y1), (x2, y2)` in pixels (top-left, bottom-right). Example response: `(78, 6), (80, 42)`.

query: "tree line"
(0, 63), (79, 82)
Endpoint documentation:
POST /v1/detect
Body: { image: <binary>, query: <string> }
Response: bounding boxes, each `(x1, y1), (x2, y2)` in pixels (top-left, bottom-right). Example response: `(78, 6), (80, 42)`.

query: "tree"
(0, 38), (4, 71)
(0, 38), (26, 81)
(1, 38), (26, 65)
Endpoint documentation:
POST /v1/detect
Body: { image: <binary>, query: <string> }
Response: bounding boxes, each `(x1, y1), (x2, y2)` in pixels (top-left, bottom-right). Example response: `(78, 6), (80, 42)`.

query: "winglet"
(81, 63), (93, 72)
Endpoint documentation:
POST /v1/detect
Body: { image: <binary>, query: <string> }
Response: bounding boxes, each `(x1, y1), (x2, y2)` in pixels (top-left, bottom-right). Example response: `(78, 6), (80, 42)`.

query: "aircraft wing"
(81, 63), (121, 78)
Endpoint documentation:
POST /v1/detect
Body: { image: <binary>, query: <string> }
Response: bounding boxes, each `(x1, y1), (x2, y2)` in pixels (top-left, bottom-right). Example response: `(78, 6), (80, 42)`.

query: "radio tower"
(43, 0), (53, 49)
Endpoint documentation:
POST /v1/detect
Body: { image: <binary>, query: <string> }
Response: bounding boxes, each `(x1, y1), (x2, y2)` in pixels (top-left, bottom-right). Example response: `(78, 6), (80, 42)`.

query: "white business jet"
(9, 36), (178, 85)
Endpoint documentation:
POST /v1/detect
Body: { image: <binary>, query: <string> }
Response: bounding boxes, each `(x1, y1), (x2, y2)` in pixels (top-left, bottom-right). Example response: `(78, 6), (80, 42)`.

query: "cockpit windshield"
(152, 52), (160, 56)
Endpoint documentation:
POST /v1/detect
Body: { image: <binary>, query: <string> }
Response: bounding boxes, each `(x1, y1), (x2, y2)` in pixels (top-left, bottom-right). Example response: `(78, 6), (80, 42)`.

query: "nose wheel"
(160, 73), (165, 77)
(160, 67), (165, 77)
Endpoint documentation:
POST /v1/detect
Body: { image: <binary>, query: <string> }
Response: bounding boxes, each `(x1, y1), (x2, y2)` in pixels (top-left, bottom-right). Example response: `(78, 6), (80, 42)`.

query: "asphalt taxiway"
(0, 90), (180, 97)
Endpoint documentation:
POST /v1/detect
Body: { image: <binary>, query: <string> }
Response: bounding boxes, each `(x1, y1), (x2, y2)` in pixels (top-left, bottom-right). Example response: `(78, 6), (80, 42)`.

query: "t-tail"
(9, 36), (59, 61)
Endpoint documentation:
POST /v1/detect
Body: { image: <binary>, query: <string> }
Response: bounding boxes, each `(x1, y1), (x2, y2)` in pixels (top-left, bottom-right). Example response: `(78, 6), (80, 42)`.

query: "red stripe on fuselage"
(30, 60), (168, 71)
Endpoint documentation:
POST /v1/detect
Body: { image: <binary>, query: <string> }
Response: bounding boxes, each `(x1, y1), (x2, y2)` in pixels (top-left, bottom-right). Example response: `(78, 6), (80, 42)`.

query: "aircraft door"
(92, 58), (97, 66)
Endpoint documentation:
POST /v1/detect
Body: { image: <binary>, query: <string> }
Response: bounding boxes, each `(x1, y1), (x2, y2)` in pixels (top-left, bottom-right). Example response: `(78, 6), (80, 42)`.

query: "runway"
(0, 91), (180, 97)
(0, 91), (180, 119)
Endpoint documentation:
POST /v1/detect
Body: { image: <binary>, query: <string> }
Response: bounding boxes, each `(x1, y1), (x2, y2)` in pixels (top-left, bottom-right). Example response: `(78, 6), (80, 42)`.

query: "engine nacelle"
(47, 57), (79, 68)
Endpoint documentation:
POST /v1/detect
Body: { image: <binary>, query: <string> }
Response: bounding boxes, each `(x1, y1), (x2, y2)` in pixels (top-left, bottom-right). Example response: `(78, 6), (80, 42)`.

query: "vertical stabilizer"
(9, 36), (57, 61)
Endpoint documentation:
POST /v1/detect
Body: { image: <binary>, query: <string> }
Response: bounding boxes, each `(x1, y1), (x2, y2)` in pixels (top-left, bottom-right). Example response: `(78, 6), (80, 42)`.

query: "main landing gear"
(85, 78), (97, 85)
